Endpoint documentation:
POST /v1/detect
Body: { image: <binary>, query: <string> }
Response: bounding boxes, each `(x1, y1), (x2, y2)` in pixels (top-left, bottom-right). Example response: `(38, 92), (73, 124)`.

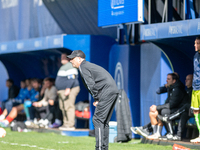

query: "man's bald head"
(185, 74), (193, 88)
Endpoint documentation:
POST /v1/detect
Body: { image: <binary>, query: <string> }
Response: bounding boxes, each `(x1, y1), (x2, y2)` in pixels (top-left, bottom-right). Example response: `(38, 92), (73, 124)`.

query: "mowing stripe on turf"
(0, 140), (55, 150)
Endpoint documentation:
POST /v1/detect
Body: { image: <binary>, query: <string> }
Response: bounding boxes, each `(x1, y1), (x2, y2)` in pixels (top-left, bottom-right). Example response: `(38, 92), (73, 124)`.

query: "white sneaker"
(130, 127), (137, 134)
(135, 127), (150, 137)
(43, 119), (49, 128)
(38, 119), (49, 128)
(33, 118), (38, 125)
(190, 137), (200, 143)
(59, 125), (75, 130)
(147, 133), (160, 140)
(0, 115), (5, 121)
(25, 120), (32, 126)
(43, 119), (49, 125)
(38, 119), (44, 124)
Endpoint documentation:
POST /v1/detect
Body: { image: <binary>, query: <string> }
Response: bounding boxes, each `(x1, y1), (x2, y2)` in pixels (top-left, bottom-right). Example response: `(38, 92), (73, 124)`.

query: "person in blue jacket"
(0, 78), (41, 127)
(0, 80), (30, 121)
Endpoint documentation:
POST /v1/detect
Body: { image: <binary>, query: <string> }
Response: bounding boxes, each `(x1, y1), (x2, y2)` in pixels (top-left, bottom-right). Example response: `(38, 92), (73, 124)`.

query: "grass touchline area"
(0, 128), (175, 150)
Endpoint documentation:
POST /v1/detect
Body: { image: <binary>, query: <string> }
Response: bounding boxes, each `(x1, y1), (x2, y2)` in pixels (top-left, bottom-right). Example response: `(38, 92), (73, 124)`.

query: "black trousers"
(177, 111), (190, 137)
(34, 101), (63, 123)
(29, 106), (36, 120)
(50, 101), (63, 123)
(167, 104), (190, 137)
(35, 106), (49, 120)
(144, 106), (189, 137)
(143, 122), (153, 133)
(92, 93), (118, 150)
(160, 108), (178, 134)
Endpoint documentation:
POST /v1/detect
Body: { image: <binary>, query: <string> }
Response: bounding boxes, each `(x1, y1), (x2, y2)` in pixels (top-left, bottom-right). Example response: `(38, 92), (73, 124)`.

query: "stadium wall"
(109, 44), (141, 138)
(0, 0), (62, 42)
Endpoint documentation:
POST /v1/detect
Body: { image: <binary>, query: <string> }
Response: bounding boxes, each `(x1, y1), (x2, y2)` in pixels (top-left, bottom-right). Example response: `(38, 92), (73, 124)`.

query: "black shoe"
(157, 114), (169, 123)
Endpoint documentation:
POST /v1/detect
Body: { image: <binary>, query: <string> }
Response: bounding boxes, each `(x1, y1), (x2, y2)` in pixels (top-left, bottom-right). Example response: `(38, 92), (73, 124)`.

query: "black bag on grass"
(10, 120), (26, 132)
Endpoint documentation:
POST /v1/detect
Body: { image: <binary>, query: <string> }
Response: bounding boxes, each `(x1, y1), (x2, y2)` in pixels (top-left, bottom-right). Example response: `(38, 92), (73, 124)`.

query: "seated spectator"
(25, 78), (32, 91)
(158, 74), (193, 141)
(31, 77), (62, 128)
(23, 78), (33, 121)
(131, 72), (181, 138)
(1, 79), (19, 114)
(6, 79), (19, 99)
(0, 78), (41, 127)
(24, 78), (42, 121)
(131, 73), (188, 140)
(0, 80), (30, 121)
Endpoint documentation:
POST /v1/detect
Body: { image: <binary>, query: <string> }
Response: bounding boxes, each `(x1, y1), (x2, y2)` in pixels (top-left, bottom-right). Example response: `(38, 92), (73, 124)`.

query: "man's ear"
(173, 79), (176, 84)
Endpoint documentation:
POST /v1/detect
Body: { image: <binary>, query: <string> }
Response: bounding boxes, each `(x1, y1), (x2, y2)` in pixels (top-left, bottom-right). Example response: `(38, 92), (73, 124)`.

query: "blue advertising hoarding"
(140, 18), (200, 40)
(0, 35), (65, 54)
(109, 44), (141, 138)
(98, 0), (144, 27)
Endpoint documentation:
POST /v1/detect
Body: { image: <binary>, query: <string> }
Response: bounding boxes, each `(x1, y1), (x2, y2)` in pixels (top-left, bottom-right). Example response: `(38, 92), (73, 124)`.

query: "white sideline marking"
(10, 143), (19, 145)
(57, 141), (75, 144)
(30, 145), (37, 147)
(58, 141), (69, 143)
(21, 144), (30, 146)
(0, 140), (55, 150)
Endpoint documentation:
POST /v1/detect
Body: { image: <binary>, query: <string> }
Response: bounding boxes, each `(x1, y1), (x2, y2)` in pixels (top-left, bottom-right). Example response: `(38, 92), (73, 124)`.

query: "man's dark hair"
(61, 52), (71, 61)
(168, 73), (179, 81)
(6, 79), (14, 84)
(174, 72), (180, 79)
(31, 78), (41, 84)
(44, 77), (54, 83)
(62, 52), (68, 55)
(196, 36), (200, 40)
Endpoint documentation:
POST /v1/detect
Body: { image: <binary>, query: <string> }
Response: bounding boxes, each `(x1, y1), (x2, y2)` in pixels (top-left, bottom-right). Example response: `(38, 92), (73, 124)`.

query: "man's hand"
(32, 102), (42, 107)
(150, 105), (157, 112)
(64, 88), (70, 96)
(93, 101), (98, 107)
(48, 100), (54, 106)
(164, 83), (168, 88)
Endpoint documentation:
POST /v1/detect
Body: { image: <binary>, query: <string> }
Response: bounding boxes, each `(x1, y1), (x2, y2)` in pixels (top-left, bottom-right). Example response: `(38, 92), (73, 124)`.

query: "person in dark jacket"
(0, 79), (19, 119)
(68, 50), (119, 150)
(0, 78), (41, 127)
(158, 74), (193, 141)
(147, 73), (188, 140)
(0, 80), (30, 121)
(6, 79), (19, 99)
(131, 73), (180, 138)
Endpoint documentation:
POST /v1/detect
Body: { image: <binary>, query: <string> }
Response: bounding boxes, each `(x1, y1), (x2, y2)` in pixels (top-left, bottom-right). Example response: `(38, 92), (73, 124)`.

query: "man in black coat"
(6, 79), (19, 99)
(147, 73), (188, 140)
(68, 50), (119, 150)
(1, 79), (19, 116)
(157, 74), (193, 140)
(131, 73), (189, 140)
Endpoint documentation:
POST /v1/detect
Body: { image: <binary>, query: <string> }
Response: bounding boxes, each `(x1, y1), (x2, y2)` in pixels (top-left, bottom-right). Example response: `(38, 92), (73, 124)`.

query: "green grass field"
(0, 128), (174, 150)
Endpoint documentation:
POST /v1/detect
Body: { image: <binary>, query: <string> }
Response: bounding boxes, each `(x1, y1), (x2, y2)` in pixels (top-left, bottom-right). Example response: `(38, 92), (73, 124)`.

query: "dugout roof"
(140, 18), (200, 60)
